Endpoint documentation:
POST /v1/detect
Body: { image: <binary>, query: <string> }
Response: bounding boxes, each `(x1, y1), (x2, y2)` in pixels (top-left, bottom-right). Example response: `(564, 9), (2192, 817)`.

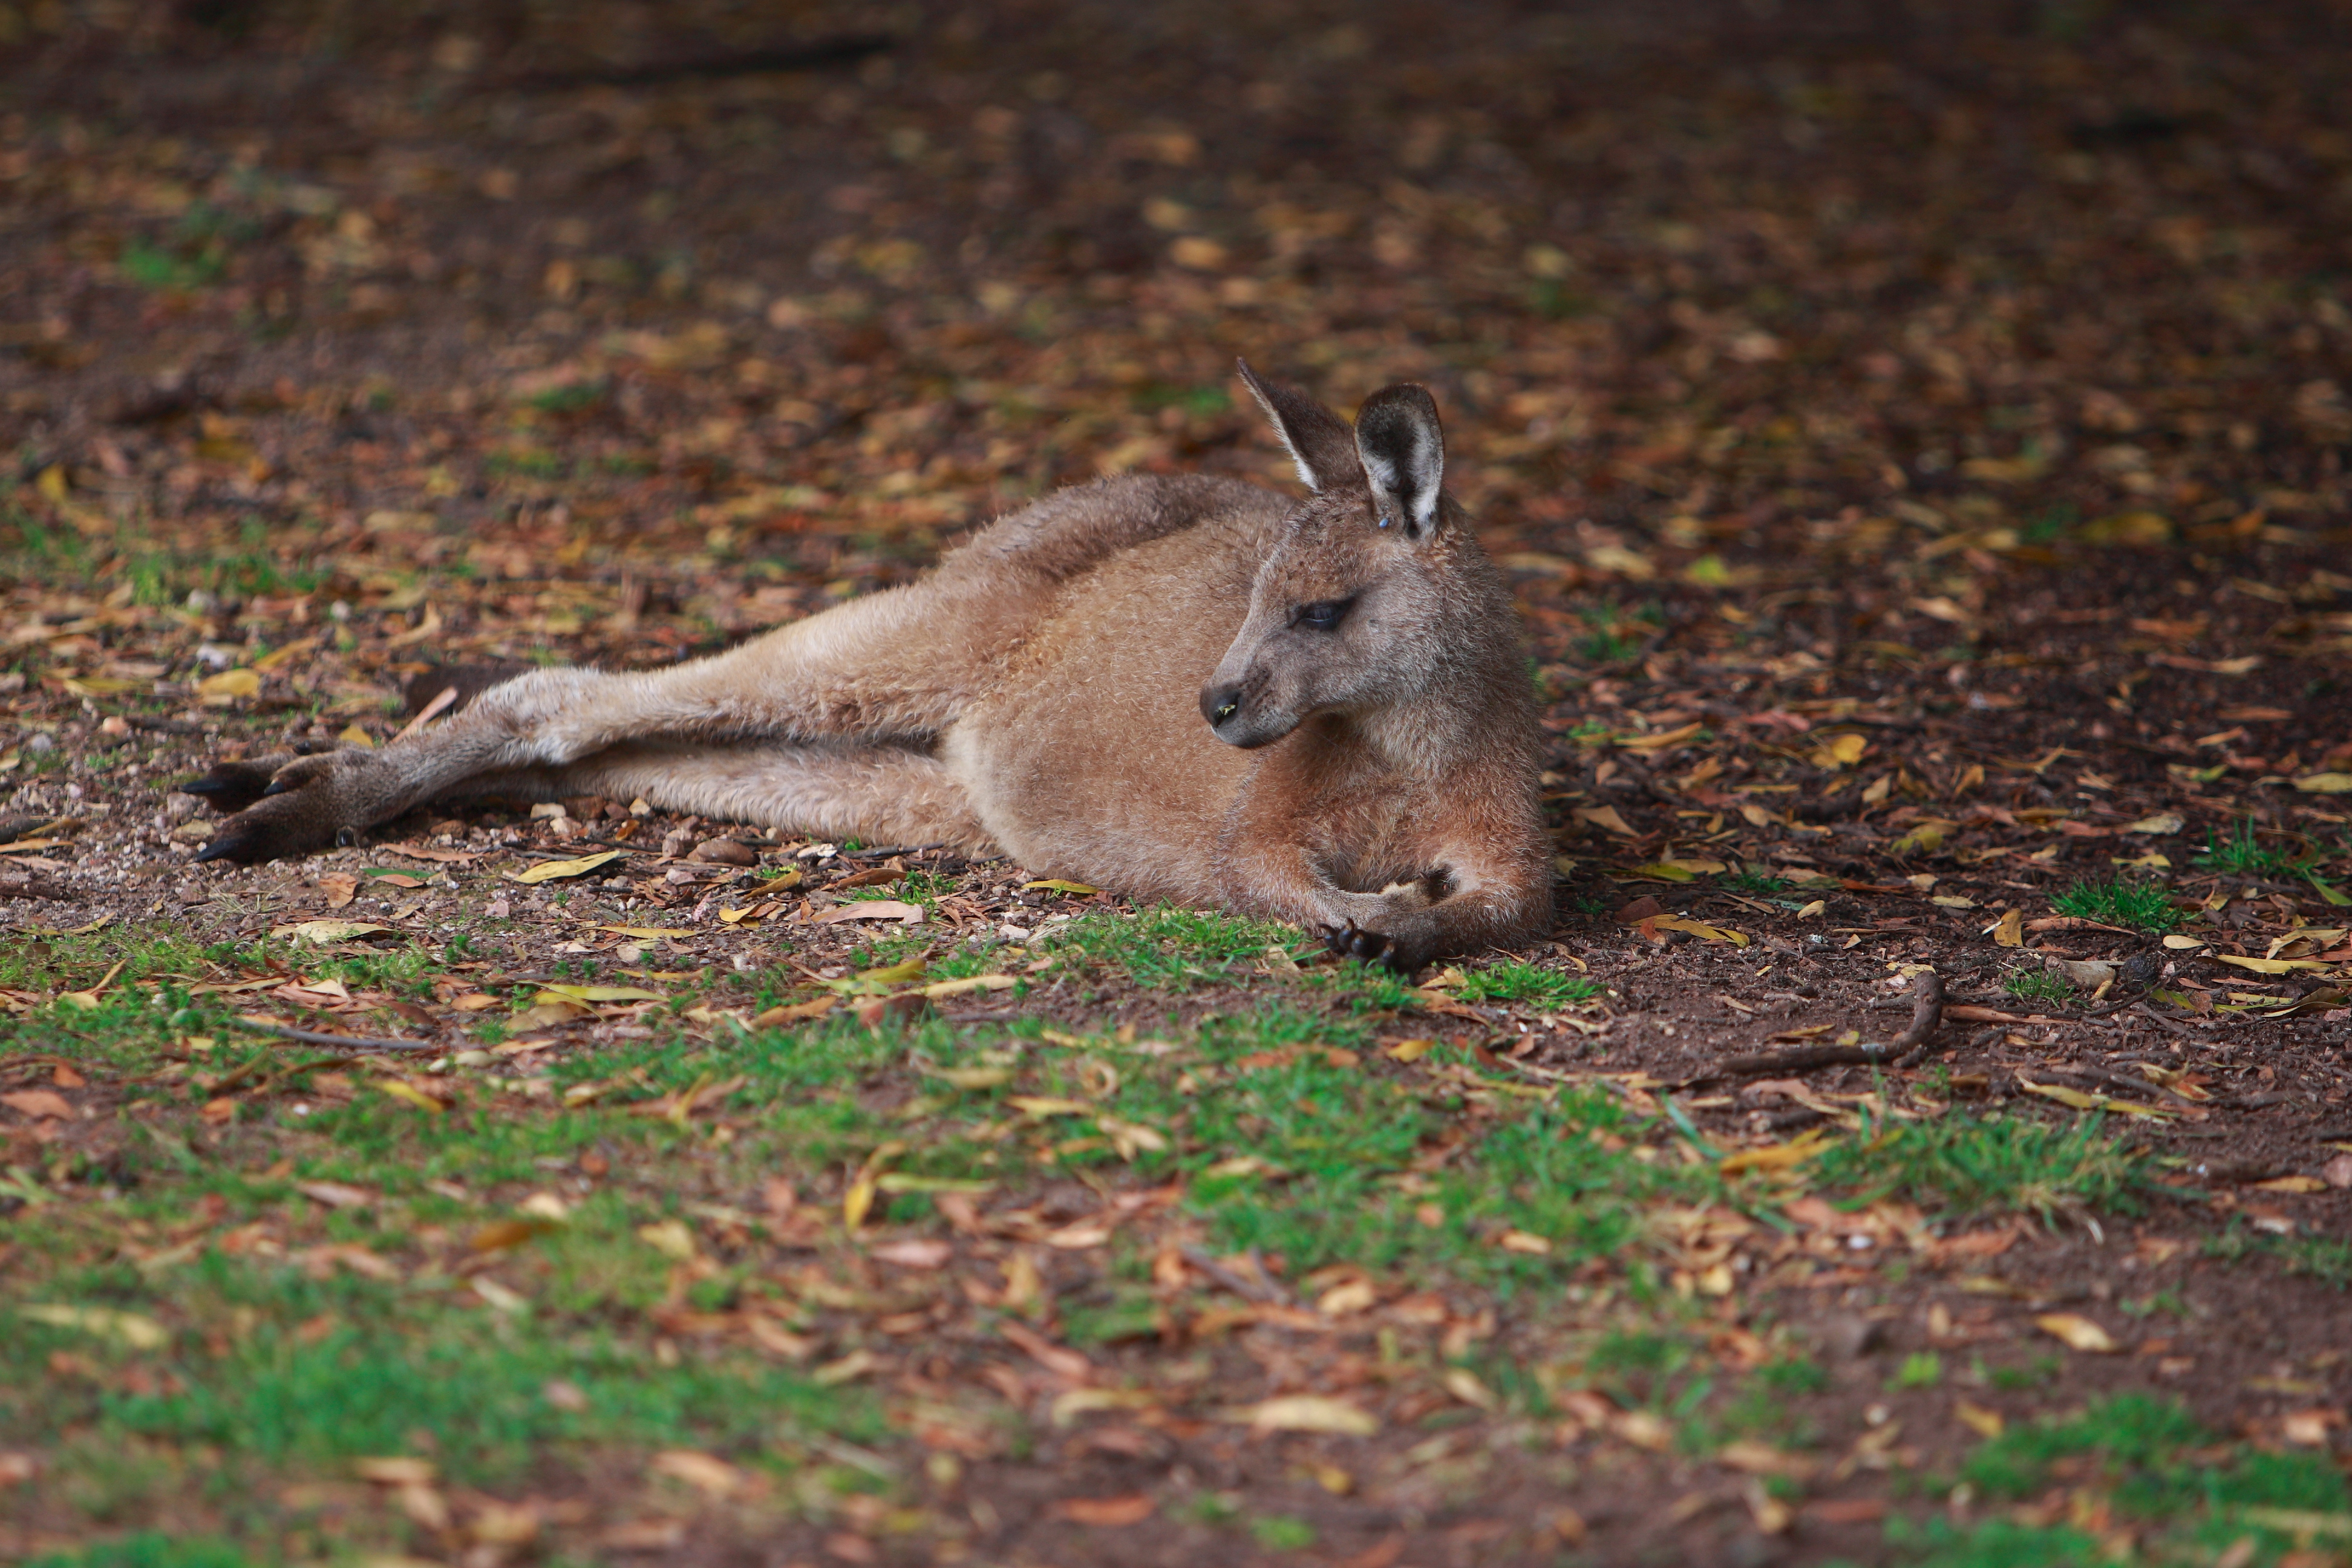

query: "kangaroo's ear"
(1237, 359), (1358, 494)
(1353, 383), (1445, 540)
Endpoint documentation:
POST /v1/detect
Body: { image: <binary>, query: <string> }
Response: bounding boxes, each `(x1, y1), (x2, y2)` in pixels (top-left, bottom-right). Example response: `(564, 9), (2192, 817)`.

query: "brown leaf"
(1051, 1494), (1156, 1527)
(318, 872), (358, 909)
(2, 1089), (73, 1120)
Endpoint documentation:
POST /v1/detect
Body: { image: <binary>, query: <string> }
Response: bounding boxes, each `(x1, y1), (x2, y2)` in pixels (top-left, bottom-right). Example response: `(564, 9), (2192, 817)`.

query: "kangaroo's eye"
(1294, 598), (1351, 631)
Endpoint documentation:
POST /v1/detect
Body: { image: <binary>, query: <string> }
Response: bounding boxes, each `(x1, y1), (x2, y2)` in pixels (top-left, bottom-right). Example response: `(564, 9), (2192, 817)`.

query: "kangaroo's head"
(1201, 361), (1476, 750)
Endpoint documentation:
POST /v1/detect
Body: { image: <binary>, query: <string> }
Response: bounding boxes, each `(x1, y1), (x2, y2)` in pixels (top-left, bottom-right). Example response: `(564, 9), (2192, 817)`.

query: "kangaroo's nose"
(1200, 684), (1243, 729)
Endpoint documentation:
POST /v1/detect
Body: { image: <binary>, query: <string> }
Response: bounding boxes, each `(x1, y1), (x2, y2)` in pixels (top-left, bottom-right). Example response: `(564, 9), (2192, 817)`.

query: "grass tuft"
(2192, 818), (2303, 879)
(2050, 875), (2177, 933)
(2002, 969), (2074, 1002)
(1811, 1111), (2142, 1222)
(1453, 960), (1600, 1008)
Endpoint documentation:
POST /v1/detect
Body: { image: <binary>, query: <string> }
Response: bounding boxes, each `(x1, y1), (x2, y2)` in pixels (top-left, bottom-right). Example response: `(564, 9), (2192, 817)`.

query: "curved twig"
(1697, 972), (1945, 1082)
(227, 1018), (437, 1053)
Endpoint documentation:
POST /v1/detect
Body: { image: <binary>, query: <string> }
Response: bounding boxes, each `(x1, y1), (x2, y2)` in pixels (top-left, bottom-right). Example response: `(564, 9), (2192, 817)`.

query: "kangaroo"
(181, 363), (1552, 970)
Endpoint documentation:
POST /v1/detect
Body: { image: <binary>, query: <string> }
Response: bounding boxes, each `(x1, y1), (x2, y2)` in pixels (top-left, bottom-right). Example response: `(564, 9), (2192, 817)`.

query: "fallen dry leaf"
(1228, 1396), (1379, 1436)
(1051, 1494), (1156, 1526)
(2, 1088), (73, 1120)
(2035, 1313), (2120, 1353)
(507, 850), (624, 884)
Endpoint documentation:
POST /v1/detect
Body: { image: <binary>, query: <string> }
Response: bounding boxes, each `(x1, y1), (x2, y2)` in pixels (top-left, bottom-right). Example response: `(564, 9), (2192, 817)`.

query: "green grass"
(2192, 818), (2303, 879)
(24, 1537), (255, 1568)
(1721, 868), (1797, 898)
(2002, 969), (2074, 1003)
(1570, 598), (1664, 665)
(2278, 1236), (2352, 1290)
(1883, 1394), (2352, 1564)
(2050, 875), (2178, 933)
(1452, 960), (1600, 1008)
(1034, 905), (1313, 992)
(1808, 1112), (2143, 1223)
(1249, 1515), (1317, 1550)
(523, 379), (608, 414)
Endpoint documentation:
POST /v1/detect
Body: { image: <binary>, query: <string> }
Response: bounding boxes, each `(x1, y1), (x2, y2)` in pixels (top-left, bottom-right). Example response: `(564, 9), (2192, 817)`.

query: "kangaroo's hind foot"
(184, 745), (420, 864)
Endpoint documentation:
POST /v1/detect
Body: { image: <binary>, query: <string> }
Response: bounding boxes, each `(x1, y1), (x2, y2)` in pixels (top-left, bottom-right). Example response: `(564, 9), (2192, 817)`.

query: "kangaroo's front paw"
(1322, 920), (1438, 976)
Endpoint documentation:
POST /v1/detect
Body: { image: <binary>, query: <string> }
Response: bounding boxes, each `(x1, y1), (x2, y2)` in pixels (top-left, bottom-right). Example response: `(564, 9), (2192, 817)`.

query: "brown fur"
(183, 365), (1550, 968)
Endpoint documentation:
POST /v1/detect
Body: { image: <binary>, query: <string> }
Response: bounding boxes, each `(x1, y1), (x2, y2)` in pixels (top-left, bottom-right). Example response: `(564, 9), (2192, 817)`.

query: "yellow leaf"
(1955, 1402), (2005, 1439)
(750, 997), (836, 1025)
(1022, 879), (1100, 895)
(933, 1066), (1012, 1089)
(2016, 1077), (2173, 1120)
(1651, 915), (1748, 946)
(61, 675), (141, 697)
(1388, 1038), (1435, 1062)
(1618, 721), (1705, 751)
(2213, 954), (2329, 975)
(1721, 1131), (1831, 1176)
(1812, 733), (1868, 769)
(1991, 909), (2024, 947)
(250, 638), (319, 672)
(2034, 1313), (2119, 1353)
(872, 1174), (994, 1194)
(2253, 1175), (2328, 1194)
(1498, 1229), (1551, 1254)
(352, 1457), (436, 1485)
(376, 1080), (448, 1115)
(1444, 1368), (1499, 1408)
(508, 850), (622, 884)
(1584, 544), (1656, 580)
(637, 1220), (697, 1260)
(1572, 805), (1639, 837)
(812, 1349), (878, 1386)
(596, 926), (693, 940)
(2161, 935), (2208, 951)
(2079, 511), (2172, 547)
(1229, 1396), (1379, 1436)
(1795, 899), (1826, 919)
(1931, 895), (1977, 910)
(2293, 773), (2352, 795)
(196, 668), (261, 704)
(921, 974), (1018, 998)
(841, 1174), (877, 1230)
(1051, 1389), (1158, 1426)
(1010, 1096), (1093, 1118)
(18, 1303), (169, 1350)
(35, 463), (68, 501)
(855, 957), (929, 985)
(535, 983), (662, 1003)
(1624, 861), (1696, 883)
(649, 1449), (740, 1496)
(2125, 813), (2186, 834)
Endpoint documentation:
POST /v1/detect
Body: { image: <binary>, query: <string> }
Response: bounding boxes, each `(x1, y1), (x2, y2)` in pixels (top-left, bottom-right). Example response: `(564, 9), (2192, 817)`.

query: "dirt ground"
(2, 1), (2350, 1565)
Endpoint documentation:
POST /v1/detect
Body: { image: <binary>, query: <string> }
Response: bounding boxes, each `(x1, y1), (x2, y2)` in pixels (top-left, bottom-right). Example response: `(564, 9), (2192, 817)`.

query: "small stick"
(228, 1018), (438, 1052)
(388, 685), (459, 746)
(1179, 1243), (1292, 1305)
(1699, 973), (1945, 1082)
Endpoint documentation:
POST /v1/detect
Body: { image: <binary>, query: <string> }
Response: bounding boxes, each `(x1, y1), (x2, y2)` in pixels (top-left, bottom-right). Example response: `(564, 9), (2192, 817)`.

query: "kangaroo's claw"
(177, 759), (284, 814)
(1324, 920), (1403, 972)
(184, 747), (387, 864)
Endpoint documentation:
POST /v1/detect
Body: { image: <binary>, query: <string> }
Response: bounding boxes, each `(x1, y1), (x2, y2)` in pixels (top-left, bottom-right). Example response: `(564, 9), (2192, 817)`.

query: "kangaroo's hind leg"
(184, 575), (1024, 863)
(520, 740), (996, 852)
(334, 740), (996, 858)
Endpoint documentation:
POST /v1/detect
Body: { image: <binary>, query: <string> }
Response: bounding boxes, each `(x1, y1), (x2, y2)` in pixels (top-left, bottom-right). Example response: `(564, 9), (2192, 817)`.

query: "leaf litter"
(3, 3), (2351, 1565)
